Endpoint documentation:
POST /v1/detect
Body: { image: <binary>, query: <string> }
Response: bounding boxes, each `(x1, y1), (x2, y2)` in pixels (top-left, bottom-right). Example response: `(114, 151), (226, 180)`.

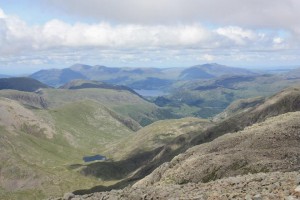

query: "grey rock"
(63, 192), (75, 200)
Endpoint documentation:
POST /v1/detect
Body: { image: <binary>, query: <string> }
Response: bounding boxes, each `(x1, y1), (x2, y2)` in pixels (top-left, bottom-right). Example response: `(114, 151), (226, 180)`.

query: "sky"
(0, 0), (300, 74)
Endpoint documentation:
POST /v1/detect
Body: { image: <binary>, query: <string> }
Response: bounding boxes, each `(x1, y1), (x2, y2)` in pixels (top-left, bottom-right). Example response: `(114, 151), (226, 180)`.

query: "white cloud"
(0, 4), (300, 71)
(41, 0), (300, 30)
(0, 8), (6, 18)
(0, 9), (291, 55)
(203, 54), (215, 62)
(216, 27), (257, 45)
(273, 37), (283, 44)
(0, 11), (212, 54)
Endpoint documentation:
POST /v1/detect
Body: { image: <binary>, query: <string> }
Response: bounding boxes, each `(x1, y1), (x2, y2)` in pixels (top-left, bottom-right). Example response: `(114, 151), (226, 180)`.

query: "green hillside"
(39, 88), (177, 126)
(105, 117), (213, 160)
(0, 97), (136, 199)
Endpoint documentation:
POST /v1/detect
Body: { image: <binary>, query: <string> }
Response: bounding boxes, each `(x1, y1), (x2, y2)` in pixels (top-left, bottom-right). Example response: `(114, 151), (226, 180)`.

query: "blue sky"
(0, 0), (300, 75)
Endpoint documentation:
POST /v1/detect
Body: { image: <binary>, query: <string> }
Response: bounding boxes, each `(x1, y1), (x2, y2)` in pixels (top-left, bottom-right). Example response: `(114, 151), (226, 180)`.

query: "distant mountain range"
(179, 63), (255, 80)
(59, 79), (144, 98)
(29, 63), (257, 88)
(30, 68), (88, 87)
(4, 63), (300, 120)
(0, 77), (50, 92)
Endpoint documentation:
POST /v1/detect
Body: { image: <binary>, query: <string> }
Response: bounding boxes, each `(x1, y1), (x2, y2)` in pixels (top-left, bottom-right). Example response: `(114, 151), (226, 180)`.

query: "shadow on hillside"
(72, 87), (300, 195)
(71, 134), (192, 195)
(71, 124), (241, 195)
(71, 146), (167, 195)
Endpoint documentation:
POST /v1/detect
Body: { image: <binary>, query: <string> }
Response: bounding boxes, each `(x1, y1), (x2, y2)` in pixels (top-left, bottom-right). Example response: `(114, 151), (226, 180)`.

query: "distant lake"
(83, 154), (107, 162)
(134, 89), (168, 97)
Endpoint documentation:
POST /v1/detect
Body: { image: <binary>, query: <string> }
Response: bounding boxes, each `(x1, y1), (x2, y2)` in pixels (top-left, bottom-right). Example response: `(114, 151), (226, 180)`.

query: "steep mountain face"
(0, 77), (49, 92)
(0, 90), (48, 108)
(0, 97), (54, 138)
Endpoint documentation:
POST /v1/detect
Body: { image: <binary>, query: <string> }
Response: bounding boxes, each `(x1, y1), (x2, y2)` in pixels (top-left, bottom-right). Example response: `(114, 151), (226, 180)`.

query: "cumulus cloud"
(215, 27), (258, 45)
(38, 21), (212, 49)
(0, 8), (6, 18)
(42, 0), (300, 29)
(0, 4), (300, 71)
(0, 8), (291, 56)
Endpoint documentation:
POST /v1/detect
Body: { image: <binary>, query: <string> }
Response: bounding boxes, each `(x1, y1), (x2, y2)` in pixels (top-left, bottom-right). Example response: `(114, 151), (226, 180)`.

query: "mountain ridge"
(29, 63), (257, 88)
(0, 77), (50, 92)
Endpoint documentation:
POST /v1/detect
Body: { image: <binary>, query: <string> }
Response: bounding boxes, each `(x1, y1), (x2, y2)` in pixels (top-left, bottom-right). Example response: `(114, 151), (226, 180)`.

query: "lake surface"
(134, 89), (168, 97)
(83, 154), (107, 162)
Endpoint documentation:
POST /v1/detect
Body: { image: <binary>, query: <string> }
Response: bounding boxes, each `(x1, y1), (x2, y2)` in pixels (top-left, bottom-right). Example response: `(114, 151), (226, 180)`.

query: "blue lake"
(83, 155), (107, 162)
(134, 89), (168, 97)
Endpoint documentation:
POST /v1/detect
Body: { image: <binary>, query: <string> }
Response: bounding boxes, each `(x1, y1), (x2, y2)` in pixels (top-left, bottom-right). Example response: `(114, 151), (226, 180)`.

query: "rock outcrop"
(58, 171), (300, 200)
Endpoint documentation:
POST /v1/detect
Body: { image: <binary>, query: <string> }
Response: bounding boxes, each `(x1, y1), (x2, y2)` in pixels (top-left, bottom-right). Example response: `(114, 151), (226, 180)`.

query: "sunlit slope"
(41, 88), (177, 126)
(47, 100), (137, 151)
(105, 117), (212, 160)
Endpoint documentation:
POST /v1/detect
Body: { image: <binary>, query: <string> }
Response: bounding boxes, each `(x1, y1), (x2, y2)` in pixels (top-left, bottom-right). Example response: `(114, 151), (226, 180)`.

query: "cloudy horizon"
(0, 0), (300, 74)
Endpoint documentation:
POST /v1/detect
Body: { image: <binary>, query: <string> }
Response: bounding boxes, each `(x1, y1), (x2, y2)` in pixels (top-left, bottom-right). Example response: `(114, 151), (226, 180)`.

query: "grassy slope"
(0, 98), (135, 199)
(42, 88), (176, 126)
(47, 100), (134, 153)
(105, 117), (213, 160)
(0, 126), (103, 200)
